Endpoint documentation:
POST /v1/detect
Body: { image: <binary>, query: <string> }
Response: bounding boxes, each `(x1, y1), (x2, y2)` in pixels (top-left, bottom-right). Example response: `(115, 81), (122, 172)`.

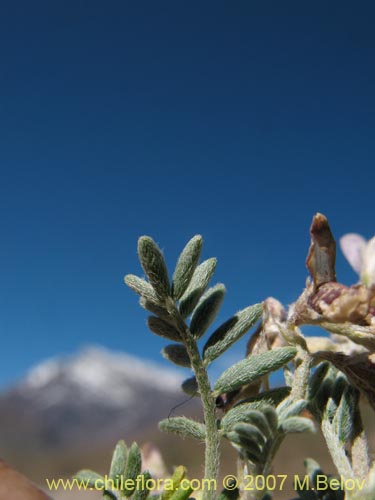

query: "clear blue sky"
(1, 2), (374, 386)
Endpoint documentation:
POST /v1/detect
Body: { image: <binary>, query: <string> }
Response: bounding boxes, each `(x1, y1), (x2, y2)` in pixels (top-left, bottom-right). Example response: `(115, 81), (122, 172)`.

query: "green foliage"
(133, 472), (153, 500)
(172, 235), (203, 300)
(181, 376), (198, 396)
(168, 485), (194, 500)
(222, 391), (315, 470)
(280, 416), (315, 434)
(138, 236), (170, 300)
(291, 459), (345, 500)
(120, 230), (375, 500)
(162, 344), (191, 367)
(125, 275), (159, 304)
(189, 284), (226, 338)
(123, 442), (143, 497)
(203, 303), (263, 364)
(221, 404), (277, 435)
(159, 417), (206, 441)
(74, 469), (104, 488)
(125, 235), (262, 378)
(147, 316), (181, 342)
(217, 482), (240, 500)
(139, 297), (170, 319)
(75, 440), (147, 500)
(179, 258), (217, 318)
(229, 386), (291, 408)
(124, 234), (269, 500)
(109, 440), (127, 480)
(277, 398), (308, 420)
(221, 406), (274, 438)
(219, 372), (317, 498)
(308, 364), (360, 444)
(213, 347), (297, 395)
(161, 466), (187, 500)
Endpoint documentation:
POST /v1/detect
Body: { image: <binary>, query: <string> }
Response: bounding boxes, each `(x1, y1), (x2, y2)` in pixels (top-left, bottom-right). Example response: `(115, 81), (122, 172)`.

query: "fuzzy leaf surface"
(123, 442), (142, 497)
(148, 316), (181, 342)
(217, 483), (240, 500)
(125, 275), (159, 303)
(74, 470), (103, 488)
(172, 235), (203, 300)
(139, 298), (170, 319)
(109, 440), (127, 480)
(133, 472), (152, 500)
(203, 303), (263, 364)
(225, 430), (263, 462)
(161, 466), (187, 500)
(214, 347), (296, 395)
(190, 284), (226, 338)
(179, 258), (217, 318)
(280, 416), (315, 434)
(162, 344), (191, 367)
(277, 398), (308, 420)
(181, 377), (198, 396)
(169, 485), (194, 500)
(333, 385), (359, 443)
(159, 417), (206, 440)
(232, 422), (267, 447)
(221, 406), (274, 436)
(138, 236), (170, 299)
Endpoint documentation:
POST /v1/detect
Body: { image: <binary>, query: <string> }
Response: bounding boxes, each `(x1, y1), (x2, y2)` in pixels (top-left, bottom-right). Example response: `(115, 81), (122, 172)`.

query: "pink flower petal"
(339, 233), (367, 275)
(362, 236), (375, 287)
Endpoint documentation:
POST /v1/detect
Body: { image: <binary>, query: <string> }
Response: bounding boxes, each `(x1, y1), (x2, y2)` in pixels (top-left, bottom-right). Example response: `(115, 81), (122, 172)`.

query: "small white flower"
(340, 233), (375, 288)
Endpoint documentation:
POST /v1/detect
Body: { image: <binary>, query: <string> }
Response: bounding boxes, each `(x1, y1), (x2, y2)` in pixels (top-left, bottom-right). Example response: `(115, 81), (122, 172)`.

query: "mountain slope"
(0, 347), (197, 478)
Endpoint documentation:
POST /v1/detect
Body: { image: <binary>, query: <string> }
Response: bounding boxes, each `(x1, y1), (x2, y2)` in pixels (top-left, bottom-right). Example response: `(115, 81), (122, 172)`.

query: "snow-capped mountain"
(0, 347), (196, 475)
(22, 346), (183, 410)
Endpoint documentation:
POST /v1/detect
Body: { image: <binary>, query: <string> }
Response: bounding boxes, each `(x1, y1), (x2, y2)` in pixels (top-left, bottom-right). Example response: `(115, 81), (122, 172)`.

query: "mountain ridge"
(0, 345), (198, 481)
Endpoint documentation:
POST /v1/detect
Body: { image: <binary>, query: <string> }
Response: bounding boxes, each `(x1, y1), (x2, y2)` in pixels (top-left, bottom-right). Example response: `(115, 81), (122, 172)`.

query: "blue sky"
(0, 2), (374, 386)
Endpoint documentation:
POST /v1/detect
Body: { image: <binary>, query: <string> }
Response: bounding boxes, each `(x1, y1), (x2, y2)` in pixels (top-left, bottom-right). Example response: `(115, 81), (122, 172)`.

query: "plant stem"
(291, 346), (311, 401)
(321, 418), (354, 480)
(259, 346), (310, 497)
(167, 300), (220, 500)
(185, 336), (220, 499)
(262, 433), (284, 479)
(351, 429), (370, 479)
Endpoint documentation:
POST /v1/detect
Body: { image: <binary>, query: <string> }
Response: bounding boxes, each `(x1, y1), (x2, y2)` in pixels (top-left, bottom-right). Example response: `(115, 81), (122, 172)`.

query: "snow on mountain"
(0, 346), (194, 457)
(22, 346), (183, 408)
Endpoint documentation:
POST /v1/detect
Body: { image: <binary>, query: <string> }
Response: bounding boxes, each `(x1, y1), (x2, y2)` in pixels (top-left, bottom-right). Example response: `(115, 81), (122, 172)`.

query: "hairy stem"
(352, 429), (370, 479)
(185, 336), (220, 497)
(291, 346), (311, 400)
(321, 418), (354, 480)
(258, 348), (311, 497)
(167, 299), (220, 500)
(262, 434), (284, 480)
